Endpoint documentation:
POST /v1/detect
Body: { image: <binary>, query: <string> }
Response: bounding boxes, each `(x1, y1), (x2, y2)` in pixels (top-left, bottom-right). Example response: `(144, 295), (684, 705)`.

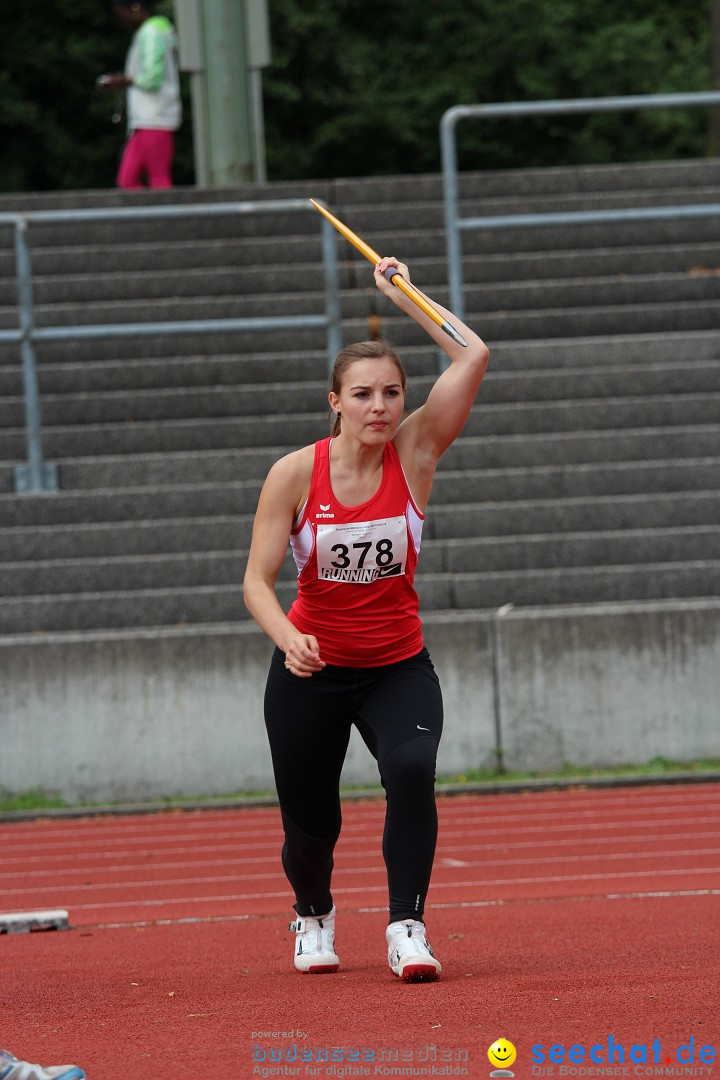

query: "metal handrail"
(0, 199), (342, 494)
(441, 90), (720, 321)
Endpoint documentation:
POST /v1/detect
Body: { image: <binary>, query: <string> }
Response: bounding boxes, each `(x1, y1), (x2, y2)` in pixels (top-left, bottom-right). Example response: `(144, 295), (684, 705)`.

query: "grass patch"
(0, 788), (69, 812)
(2, 757), (719, 813)
(437, 756), (720, 786)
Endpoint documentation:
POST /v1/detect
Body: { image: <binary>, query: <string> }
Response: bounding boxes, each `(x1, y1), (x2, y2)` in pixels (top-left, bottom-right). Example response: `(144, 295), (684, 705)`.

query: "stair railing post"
(320, 214), (342, 374)
(12, 216), (58, 495)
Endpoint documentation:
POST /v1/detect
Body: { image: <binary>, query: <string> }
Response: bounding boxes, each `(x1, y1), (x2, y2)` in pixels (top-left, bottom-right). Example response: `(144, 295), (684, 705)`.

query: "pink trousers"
(116, 129), (175, 189)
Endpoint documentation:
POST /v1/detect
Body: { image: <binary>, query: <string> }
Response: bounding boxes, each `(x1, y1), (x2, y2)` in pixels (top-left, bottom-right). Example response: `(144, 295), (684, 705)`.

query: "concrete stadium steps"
(4, 358), (720, 425)
(1, 393), (719, 473)
(0, 158), (719, 634)
(0, 261), (332, 307)
(2, 524), (719, 597)
(0, 325), (713, 397)
(0, 458), (717, 532)
(2, 326), (715, 396)
(2, 561), (719, 636)
(1, 416), (717, 494)
(2, 236), (719, 294)
(4, 182), (719, 256)
(4, 269), (720, 332)
(444, 425), (720, 469)
(348, 299), (720, 346)
(430, 491), (720, 538)
(3, 362), (720, 428)
(0, 517), (246, 561)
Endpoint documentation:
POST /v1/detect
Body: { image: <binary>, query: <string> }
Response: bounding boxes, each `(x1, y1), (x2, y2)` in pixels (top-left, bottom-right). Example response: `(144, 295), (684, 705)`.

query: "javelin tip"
(442, 321), (468, 347)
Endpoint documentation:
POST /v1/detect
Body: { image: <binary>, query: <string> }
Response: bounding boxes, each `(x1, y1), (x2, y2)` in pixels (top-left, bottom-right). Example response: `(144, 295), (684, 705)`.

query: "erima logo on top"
(316, 503), (335, 519)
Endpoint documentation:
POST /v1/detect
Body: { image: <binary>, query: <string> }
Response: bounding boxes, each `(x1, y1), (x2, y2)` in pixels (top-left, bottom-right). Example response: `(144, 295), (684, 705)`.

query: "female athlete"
(243, 255), (488, 980)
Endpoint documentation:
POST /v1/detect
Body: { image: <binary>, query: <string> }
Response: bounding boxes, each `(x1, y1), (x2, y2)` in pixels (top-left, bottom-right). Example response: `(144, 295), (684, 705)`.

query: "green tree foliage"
(262, 0), (712, 178)
(0, 0), (712, 191)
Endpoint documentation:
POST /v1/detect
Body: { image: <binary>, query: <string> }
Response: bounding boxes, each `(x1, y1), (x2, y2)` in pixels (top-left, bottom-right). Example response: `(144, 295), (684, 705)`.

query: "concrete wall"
(1, 601), (718, 804)
(497, 599), (720, 771)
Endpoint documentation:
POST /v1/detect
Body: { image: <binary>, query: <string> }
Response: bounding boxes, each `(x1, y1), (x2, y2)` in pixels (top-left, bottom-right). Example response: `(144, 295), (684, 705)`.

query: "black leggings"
(264, 645), (443, 924)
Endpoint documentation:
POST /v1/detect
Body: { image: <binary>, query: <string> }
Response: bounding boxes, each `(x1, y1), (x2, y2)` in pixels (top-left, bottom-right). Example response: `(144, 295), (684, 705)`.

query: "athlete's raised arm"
(376, 257), (489, 506)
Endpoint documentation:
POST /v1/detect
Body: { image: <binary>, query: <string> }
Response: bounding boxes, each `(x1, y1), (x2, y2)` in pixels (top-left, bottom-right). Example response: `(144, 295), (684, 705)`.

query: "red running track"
(2, 783), (720, 1080)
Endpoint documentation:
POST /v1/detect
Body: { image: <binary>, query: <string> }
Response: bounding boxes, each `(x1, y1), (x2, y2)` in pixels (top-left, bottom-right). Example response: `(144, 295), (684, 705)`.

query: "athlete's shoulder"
(268, 442), (318, 480)
(262, 442), (317, 501)
(262, 443), (321, 520)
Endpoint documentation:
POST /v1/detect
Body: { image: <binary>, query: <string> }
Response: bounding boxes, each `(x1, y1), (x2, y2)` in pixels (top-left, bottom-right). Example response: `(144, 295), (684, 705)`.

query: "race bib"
(316, 516), (408, 585)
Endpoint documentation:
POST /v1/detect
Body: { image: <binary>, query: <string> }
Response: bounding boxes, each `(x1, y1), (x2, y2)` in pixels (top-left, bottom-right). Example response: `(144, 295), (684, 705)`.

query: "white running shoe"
(0, 1047), (85, 1080)
(386, 919), (442, 981)
(289, 906), (339, 973)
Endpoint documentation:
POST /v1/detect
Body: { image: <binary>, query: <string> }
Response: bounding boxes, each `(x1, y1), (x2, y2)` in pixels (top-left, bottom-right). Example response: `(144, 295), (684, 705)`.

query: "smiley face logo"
(488, 1038), (517, 1072)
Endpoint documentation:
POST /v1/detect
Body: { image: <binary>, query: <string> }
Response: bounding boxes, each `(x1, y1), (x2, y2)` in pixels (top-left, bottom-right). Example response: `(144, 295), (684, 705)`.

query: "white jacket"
(125, 15), (182, 132)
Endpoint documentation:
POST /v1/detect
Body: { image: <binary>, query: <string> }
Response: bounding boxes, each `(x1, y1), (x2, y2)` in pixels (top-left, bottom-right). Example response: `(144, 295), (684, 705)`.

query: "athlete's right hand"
(282, 634), (325, 678)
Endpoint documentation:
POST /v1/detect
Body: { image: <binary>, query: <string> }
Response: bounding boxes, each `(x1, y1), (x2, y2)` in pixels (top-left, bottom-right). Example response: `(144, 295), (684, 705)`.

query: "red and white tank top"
(287, 437), (425, 666)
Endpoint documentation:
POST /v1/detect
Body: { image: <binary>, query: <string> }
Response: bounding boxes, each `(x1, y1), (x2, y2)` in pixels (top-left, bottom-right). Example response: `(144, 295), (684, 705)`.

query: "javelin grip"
(382, 265), (469, 347)
(383, 266), (405, 284)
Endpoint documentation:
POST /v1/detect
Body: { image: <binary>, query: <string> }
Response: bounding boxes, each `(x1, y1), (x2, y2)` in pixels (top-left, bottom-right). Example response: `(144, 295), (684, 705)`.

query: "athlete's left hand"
(374, 257), (411, 300)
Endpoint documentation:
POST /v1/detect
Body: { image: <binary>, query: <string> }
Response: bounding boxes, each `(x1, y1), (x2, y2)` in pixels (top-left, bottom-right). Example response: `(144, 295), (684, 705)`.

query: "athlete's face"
(329, 358), (406, 443)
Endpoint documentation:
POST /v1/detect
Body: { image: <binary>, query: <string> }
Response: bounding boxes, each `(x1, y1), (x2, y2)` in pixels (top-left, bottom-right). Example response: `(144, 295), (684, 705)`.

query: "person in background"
(97, 0), (181, 189)
(0, 1046), (84, 1080)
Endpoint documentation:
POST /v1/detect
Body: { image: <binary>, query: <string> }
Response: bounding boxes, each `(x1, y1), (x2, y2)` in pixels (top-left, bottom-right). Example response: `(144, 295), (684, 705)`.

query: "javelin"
(310, 198), (468, 347)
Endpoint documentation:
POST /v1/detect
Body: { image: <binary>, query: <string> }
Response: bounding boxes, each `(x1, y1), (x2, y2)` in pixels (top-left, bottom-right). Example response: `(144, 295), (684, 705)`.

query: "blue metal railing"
(0, 199), (342, 494)
(441, 91), (720, 322)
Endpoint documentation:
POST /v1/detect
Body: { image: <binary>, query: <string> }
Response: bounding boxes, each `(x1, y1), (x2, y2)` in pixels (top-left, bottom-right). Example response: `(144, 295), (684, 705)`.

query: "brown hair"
(329, 340), (406, 437)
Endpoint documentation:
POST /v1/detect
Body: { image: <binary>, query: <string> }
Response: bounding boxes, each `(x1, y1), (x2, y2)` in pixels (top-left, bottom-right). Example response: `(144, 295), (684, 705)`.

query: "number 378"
(330, 538), (394, 569)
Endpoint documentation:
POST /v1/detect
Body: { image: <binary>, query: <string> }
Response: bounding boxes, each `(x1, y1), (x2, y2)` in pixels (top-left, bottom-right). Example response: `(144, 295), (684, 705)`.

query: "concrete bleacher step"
(0, 483), (261, 527)
(433, 526), (720, 573)
(2, 421), (720, 497)
(6, 177), (717, 255)
(2, 392), (718, 461)
(2, 559), (719, 636)
(3, 524), (719, 599)
(447, 561), (720, 609)
(2, 277), (717, 348)
(3, 237), (719, 302)
(0, 517), (245, 562)
(0, 550), (245, 596)
(1, 415), (716, 494)
(0, 262), (333, 307)
(0, 326), (713, 400)
(1, 457), (717, 533)
(443, 425), (720, 469)
(2, 489), (717, 569)
(428, 491), (720, 539)
(4, 360), (720, 427)
(431, 460), (720, 502)
(335, 159), (720, 200)
(359, 299), (720, 346)
(6, 345), (719, 402)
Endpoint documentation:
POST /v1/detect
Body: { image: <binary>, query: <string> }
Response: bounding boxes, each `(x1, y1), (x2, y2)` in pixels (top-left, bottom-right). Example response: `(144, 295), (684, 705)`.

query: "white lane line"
(359, 887), (720, 914)
(5, 825), (720, 870)
(6, 842), (720, 884)
(69, 885), (720, 931)
(6, 864), (720, 911)
(5, 812), (720, 856)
